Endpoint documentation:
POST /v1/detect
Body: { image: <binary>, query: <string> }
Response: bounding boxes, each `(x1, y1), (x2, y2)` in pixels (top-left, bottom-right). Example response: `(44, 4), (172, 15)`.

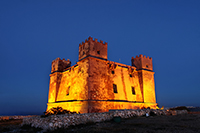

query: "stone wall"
(22, 109), (188, 131)
(47, 59), (90, 113)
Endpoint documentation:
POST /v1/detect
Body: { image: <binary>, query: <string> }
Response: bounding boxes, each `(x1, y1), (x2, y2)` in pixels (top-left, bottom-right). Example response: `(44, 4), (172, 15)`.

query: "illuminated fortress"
(47, 37), (157, 113)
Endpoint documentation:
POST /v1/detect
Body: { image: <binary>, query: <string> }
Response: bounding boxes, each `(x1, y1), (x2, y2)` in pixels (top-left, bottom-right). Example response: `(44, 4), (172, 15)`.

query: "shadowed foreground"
(54, 114), (200, 133)
(1, 114), (200, 133)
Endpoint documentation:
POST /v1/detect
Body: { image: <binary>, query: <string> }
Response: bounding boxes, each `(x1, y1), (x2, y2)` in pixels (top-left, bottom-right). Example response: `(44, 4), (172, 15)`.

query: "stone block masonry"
(47, 37), (157, 113)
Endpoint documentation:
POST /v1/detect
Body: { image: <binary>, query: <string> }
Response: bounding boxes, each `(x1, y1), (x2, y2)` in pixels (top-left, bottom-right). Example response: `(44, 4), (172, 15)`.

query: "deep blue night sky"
(0, 0), (200, 115)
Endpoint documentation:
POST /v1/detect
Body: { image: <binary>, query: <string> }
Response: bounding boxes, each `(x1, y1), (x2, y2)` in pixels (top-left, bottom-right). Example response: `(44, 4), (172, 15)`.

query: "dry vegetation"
(43, 107), (79, 117)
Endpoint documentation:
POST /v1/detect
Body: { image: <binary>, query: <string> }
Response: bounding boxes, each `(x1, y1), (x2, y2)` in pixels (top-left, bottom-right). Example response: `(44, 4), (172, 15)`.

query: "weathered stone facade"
(47, 37), (157, 113)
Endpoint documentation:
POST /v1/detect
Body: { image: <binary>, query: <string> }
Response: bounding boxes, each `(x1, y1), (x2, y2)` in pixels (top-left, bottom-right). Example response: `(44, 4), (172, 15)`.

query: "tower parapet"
(131, 54), (153, 71)
(79, 36), (108, 61)
(51, 58), (71, 73)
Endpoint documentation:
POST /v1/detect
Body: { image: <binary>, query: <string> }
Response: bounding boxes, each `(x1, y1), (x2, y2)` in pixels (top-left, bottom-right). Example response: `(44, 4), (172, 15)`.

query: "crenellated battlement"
(133, 54), (152, 60)
(79, 36), (107, 47)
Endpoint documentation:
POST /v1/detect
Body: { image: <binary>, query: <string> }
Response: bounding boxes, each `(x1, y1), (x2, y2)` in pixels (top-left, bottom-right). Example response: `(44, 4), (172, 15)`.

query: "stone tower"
(131, 55), (156, 103)
(79, 36), (107, 61)
(47, 37), (157, 113)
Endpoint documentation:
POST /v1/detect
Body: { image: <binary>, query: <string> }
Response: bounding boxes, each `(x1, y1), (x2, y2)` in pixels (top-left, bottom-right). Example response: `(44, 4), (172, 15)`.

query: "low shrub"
(43, 107), (80, 117)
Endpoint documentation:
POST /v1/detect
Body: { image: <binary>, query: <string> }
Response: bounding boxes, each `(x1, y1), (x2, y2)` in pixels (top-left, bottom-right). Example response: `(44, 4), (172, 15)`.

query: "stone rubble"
(22, 109), (188, 131)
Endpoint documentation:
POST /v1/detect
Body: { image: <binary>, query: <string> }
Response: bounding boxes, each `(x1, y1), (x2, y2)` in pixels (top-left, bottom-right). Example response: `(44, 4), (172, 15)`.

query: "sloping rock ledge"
(0, 115), (34, 121)
(22, 109), (187, 131)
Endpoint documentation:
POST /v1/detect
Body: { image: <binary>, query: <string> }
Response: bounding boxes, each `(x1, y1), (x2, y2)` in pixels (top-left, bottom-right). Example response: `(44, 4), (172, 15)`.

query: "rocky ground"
(1, 113), (200, 133)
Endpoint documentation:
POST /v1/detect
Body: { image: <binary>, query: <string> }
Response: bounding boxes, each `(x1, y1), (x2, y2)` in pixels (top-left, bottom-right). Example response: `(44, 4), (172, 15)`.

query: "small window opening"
(66, 86), (70, 95)
(97, 50), (100, 55)
(83, 51), (85, 55)
(113, 84), (118, 93)
(131, 86), (135, 95)
(146, 64), (148, 68)
(112, 70), (115, 74)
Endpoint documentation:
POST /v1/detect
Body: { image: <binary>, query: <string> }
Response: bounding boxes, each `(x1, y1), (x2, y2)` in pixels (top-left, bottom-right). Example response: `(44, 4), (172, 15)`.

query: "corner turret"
(132, 54), (156, 104)
(131, 54), (153, 71)
(51, 58), (71, 73)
